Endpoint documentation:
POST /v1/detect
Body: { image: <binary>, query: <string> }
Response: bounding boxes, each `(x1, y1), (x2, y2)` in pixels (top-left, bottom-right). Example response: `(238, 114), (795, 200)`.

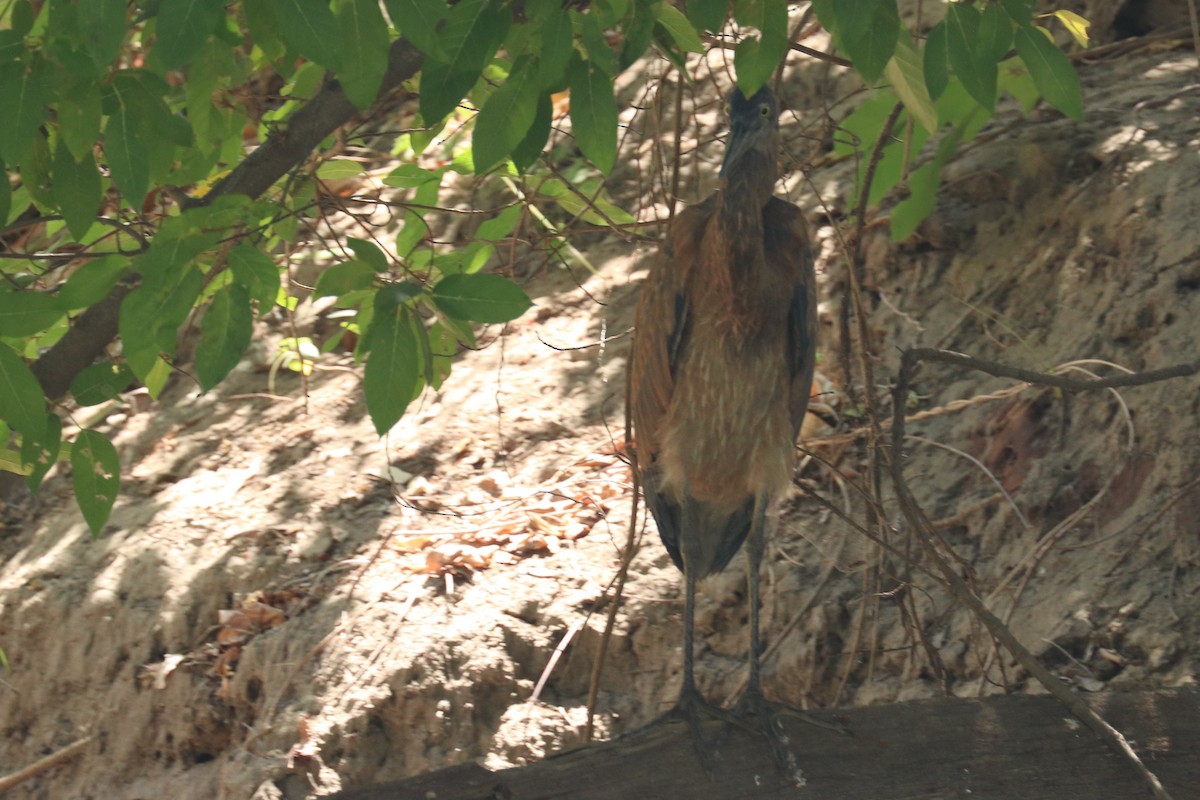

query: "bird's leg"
(681, 560), (701, 705)
(745, 495), (768, 707)
(733, 496), (846, 782)
(671, 562), (722, 767)
(656, 492), (744, 770)
(732, 495), (801, 776)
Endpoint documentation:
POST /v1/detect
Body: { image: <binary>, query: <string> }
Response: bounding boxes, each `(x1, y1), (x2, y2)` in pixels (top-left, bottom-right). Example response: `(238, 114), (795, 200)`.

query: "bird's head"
(719, 85), (781, 194)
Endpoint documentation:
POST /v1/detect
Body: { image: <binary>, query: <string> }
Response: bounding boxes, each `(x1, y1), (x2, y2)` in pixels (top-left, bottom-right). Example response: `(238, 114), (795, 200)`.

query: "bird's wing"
(766, 198), (818, 437)
(630, 199), (714, 463)
(631, 200), (716, 572)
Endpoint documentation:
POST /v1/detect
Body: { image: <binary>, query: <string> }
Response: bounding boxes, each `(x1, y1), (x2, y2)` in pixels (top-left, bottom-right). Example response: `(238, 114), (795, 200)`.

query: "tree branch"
(328, 689), (1199, 799)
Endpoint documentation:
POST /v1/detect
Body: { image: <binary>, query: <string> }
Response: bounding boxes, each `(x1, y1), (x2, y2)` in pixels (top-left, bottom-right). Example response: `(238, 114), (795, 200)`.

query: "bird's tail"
(680, 492), (754, 579)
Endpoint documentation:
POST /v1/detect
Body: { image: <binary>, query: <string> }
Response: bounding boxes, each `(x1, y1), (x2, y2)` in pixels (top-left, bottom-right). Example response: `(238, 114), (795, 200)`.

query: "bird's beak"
(719, 132), (752, 180)
(719, 125), (776, 184)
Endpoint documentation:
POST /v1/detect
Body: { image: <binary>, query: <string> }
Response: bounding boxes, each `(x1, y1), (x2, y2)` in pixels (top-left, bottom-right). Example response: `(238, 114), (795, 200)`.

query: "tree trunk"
(331, 688), (1197, 799)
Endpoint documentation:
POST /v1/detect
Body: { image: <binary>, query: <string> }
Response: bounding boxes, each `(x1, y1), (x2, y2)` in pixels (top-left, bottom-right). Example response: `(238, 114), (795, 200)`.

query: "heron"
(630, 84), (817, 763)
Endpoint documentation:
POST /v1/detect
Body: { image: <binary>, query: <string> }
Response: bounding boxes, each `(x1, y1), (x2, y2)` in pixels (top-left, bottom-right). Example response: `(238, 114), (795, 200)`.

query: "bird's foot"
(651, 685), (741, 774)
(728, 687), (849, 787)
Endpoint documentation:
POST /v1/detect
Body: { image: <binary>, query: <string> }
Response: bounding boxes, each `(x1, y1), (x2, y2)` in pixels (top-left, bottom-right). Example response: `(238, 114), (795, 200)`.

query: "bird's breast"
(657, 315), (796, 512)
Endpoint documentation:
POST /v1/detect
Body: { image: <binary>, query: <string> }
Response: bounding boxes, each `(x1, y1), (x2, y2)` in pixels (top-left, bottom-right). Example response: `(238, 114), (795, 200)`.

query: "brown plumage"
(630, 84), (817, 752)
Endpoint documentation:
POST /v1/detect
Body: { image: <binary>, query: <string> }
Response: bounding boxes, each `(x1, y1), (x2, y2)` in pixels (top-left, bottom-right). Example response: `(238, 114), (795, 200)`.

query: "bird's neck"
(715, 169), (773, 278)
(709, 194), (782, 336)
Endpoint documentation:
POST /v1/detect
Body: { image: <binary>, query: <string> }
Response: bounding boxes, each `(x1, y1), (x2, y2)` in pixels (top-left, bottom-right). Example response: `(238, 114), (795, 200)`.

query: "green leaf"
(0, 343), (47, 438)
(119, 266), (203, 388)
(419, 0), (509, 124)
(463, 243), (494, 274)
(56, 80), (103, 162)
(656, 4), (704, 53)
(21, 130), (54, 210)
(510, 91), (552, 172)
(838, 0), (900, 85)
(831, 88), (927, 210)
(884, 33), (937, 134)
(243, 0), (286, 60)
(538, 176), (636, 225)
(891, 120), (963, 241)
(1000, 0), (1036, 25)
(70, 362), (135, 407)
(619, 0), (657, 71)
(405, 177), (441, 240)
(395, 213), (431, 258)
(834, 89), (899, 156)
(0, 63), (48, 164)
(0, 291), (64, 337)
(57, 256), (130, 310)
(592, 0), (626, 26)
(316, 159), (366, 180)
(155, 0), (225, 69)
(946, 2), (997, 111)
(980, 2), (1014, 62)
(733, 0), (788, 97)
(432, 273), (532, 323)
(426, 321), (455, 389)
(78, 0), (127, 66)
(536, 8), (575, 89)
(732, 0), (764, 28)
(52, 142), (102, 240)
(348, 237), (390, 272)
(229, 245), (282, 317)
(133, 226), (219, 283)
(568, 57), (617, 174)
(890, 159), (939, 241)
(364, 297), (420, 435)
(314, 259), (376, 297)
(105, 106), (149, 206)
(378, 281), (424, 307)
(0, 448), (29, 477)
(183, 46), (222, 154)
(0, 31), (22, 64)
(114, 71), (192, 147)
(0, 158), (9, 227)
(22, 412), (61, 493)
(196, 284), (253, 390)
(1015, 25), (1082, 120)
(384, 0), (447, 59)
(687, 0), (727, 32)
(477, 205), (523, 241)
(473, 57), (541, 173)
(732, 36), (768, 98)
(383, 164), (444, 187)
(180, 195), (255, 233)
(334, 0), (390, 108)
(71, 429), (120, 535)
(934, 78), (987, 138)
(272, 0), (343, 69)
(999, 57), (1039, 112)
(11, 0), (35, 35)
(577, 10), (615, 76)
(923, 21), (949, 101)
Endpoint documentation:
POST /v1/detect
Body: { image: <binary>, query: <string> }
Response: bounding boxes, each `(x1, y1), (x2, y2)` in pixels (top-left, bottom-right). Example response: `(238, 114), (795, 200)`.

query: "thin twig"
(586, 358), (643, 742)
(890, 347), (1195, 800)
(531, 617), (586, 705)
(0, 735), (94, 793)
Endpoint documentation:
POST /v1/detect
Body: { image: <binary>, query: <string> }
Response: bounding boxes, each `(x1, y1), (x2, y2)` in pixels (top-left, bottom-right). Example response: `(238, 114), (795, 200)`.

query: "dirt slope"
(3, 34), (1199, 800)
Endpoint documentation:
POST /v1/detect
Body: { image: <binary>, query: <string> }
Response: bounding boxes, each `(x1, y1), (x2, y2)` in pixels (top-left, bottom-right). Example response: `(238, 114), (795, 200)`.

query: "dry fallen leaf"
(138, 653), (185, 690)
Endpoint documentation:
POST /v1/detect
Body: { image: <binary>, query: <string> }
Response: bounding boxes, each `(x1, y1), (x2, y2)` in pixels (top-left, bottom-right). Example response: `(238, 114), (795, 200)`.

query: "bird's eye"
(759, 103), (771, 117)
